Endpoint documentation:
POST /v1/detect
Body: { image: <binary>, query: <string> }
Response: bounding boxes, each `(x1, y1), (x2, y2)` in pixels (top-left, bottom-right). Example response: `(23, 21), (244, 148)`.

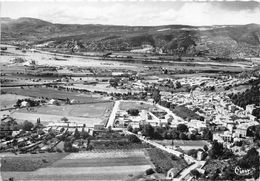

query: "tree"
(190, 169), (201, 179)
(152, 89), (161, 103)
(179, 133), (188, 140)
(142, 124), (154, 137)
(203, 128), (213, 141)
(22, 120), (34, 131)
(209, 140), (224, 159)
(74, 128), (80, 139)
(64, 141), (73, 152)
(175, 81), (182, 89)
(133, 128), (139, 134)
(153, 127), (163, 139)
(127, 109), (139, 116)
(203, 145), (208, 152)
(61, 117), (69, 123)
(109, 78), (119, 87)
(127, 125), (133, 132)
(169, 129), (179, 139)
(80, 130), (89, 139)
(252, 108), (260, 119)
(177, 124), (188, 133)
(188, 133), (196, 140)
(187, 149), (198, 158)
(60, 127), (65, 133)
(238, 147), (259, 169)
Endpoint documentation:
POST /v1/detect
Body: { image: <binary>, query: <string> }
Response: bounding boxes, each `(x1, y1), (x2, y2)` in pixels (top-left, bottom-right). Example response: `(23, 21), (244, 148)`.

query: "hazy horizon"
(1, 1), (260, 26)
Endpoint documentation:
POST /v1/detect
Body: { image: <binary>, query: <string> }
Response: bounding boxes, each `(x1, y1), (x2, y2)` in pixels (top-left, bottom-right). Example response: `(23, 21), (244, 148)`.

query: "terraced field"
(1, 149), (153, 181)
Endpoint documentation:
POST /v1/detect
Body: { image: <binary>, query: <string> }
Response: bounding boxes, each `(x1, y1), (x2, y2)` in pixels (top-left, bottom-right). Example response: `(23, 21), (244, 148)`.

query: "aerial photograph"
(0, 0), (260, 180)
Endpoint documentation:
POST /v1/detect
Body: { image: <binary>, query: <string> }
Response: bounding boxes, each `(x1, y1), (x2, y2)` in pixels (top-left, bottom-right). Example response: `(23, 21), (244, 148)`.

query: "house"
(21, 101), (29, 107)
(246, 104), (255, 114)
(94, 124), (105, 131)
(49, 99), (58, 105)
(166, 168), (179, 179)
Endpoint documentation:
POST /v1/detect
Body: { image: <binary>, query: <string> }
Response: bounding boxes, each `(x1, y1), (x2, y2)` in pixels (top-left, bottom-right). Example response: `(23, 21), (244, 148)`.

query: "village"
(1, 44), (260, 181)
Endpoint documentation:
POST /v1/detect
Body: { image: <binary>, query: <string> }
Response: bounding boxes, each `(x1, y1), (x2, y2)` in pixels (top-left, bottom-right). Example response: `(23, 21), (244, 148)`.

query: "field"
(146, 148), (187, 175)
(10, 102), (113, 126)
(1, 153), (69, 172)
(119, 101), (157, 111)
(0, 94), (29, 109)
(2, 87), (105, 103)
(18, 102), (113, 118)
(1, 149), (153, 181)
(155, 140), (209, 151)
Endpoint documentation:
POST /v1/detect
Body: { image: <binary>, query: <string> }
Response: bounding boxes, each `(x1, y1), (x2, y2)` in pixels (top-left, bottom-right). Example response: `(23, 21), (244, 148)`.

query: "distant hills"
(1, 17), (260, 58)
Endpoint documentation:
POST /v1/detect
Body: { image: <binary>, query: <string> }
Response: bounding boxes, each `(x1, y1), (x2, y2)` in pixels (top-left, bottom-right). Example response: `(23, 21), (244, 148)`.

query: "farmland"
(2, 87), (105, 103)
(9, 102), (113, 126)
(1, 149), (154, 181)
(17, 102), (113, 118)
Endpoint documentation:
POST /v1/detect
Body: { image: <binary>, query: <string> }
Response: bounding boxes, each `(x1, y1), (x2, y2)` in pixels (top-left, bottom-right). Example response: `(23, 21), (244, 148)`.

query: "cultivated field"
(1, 149), (153, 181)
(18, 102), (113, 118)
(10, 102), (113, 126)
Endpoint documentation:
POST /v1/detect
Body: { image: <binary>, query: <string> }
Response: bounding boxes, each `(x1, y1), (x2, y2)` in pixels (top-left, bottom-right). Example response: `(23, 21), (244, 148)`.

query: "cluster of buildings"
(158, 76), (259, 144)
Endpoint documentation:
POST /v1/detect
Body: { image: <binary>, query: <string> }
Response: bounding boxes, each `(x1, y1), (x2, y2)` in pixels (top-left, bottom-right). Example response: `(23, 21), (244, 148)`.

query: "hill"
(1, 17), (260, 58)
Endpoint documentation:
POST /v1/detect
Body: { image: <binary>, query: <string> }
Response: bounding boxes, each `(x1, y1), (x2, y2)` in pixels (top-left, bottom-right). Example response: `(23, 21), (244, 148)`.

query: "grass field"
(2, 87), (104, 103)
(1, 149), (153, 181)
(119, 101), (157, 111)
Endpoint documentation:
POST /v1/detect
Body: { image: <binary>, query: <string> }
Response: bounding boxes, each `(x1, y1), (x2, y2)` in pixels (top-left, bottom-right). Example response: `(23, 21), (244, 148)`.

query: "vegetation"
(229, 84), (260, 109)
(127, 109), (140, 116)
(146, 148), (187, 174)
(208, 140), (234, 160)
(171, 106), (204, 121)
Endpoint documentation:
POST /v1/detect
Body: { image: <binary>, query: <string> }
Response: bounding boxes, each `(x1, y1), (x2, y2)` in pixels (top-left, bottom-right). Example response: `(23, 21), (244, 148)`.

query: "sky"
(1, 1), (260, 26)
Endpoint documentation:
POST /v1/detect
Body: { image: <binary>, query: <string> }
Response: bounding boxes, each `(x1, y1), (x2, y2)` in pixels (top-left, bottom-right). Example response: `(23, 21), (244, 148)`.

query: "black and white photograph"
(0, 0), (260, 180)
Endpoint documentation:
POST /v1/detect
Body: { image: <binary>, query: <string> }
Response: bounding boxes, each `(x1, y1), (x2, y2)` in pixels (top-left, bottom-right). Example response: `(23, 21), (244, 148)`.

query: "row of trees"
(128, 123), (213, 141)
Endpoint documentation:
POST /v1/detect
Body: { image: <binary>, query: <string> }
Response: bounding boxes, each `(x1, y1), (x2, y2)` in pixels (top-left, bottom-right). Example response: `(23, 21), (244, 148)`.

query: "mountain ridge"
(1, 17), (260, 58)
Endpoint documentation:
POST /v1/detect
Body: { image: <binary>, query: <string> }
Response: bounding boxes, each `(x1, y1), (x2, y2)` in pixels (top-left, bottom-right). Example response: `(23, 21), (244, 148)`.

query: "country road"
(124, 130), (206, 181)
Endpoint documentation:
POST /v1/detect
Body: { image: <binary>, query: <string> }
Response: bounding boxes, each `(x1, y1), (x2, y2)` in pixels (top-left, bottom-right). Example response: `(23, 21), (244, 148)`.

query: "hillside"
(1, 17), (260, 58)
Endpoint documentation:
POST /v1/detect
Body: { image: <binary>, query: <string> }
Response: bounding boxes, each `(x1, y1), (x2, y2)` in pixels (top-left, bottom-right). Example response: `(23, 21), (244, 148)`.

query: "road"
(124, 130), (206, 181)
(108, 100), (206, 180)
(106, 100), (120, 128)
